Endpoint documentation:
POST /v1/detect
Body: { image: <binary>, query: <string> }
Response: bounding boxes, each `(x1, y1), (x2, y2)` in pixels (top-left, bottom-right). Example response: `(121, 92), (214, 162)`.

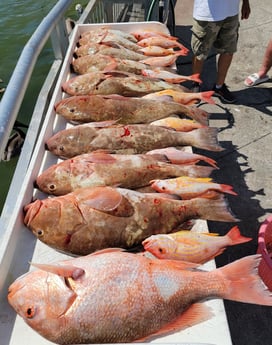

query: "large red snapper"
(35, 151), (215, 196)
(45, 123), (223, 159)
(143, 226), (252, 263)
(8, 250), (272, 344)
(54, 94), (209, 125)
(61, 71), (189, 97)
(23, 186), (237, 255)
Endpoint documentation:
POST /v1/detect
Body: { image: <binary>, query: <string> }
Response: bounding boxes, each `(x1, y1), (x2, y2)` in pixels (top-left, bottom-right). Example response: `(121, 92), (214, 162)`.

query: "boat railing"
(0, 0), (99, 229)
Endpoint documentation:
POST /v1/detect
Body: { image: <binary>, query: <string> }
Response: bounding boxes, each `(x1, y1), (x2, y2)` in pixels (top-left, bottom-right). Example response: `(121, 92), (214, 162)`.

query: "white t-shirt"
(193, 0), (241, 21)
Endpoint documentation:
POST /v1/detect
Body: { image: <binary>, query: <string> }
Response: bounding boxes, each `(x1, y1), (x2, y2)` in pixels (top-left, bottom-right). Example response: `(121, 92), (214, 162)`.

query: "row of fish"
(9, 26), (267, 345)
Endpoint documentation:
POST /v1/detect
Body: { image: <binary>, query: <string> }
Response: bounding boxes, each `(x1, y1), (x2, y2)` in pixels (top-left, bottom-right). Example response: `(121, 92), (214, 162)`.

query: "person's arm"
(241, 0), (251, 19)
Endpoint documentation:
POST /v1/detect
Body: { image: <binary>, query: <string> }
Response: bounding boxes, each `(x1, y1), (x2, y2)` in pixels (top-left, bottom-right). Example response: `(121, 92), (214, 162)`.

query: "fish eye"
(36, 229), (44, 237)
(59, 146), (64, 152)
(158, 247), (164, 253)
(26, 306), (35, 319)
(70, 108), (75, 113)
(48, 184), (56, 191)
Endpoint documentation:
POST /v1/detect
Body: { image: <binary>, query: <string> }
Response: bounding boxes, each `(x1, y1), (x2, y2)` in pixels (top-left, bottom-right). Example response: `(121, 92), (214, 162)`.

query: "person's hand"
(241, 0), (251, 19)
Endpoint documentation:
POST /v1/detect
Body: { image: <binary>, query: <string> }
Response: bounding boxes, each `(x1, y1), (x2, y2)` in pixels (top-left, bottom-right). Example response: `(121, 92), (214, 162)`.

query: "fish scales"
(35, 152), (214, 195)
(8, 251), (272, 344)
(24, 186), (237, 255)
(55, 94), (207, 124)
(45, 124), (223, 159)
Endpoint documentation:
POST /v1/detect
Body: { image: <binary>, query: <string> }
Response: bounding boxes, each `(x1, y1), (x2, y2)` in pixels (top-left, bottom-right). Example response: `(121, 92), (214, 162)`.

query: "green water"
(0, 0), (89, 211)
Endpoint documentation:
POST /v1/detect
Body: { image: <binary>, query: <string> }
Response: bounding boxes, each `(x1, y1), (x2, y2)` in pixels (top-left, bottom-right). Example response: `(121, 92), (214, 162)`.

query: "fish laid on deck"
(35, 151), (215, 196)
(24, 186), (237, 255)
(74, 41), (144, 60)
(45, 123), (222, 159)
(151, 176), (237, 199)
(54, 94), (209, 125)
(143, 89), (216, 105)
(142, 69), (202, 84)
(61, 71), (189, 97)
(143, 226), (252, 263)
(8, 251), (272, 344)
(150, 116), (206, 132)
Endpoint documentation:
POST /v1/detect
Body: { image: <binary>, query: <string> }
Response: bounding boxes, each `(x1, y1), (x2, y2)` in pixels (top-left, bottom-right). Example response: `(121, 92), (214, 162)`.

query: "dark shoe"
(213, 84), (236, 103)
(191, 82), (200, 93)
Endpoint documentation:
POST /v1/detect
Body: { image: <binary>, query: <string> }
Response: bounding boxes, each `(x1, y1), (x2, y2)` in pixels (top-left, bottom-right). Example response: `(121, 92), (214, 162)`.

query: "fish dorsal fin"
(86, 152), (116, 163)
(79, 186), (123, 212)
(30, 262), (85, 280)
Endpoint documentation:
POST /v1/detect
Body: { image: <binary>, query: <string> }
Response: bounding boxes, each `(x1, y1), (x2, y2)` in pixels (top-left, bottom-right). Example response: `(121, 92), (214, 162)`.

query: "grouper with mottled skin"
(34, 151), (216, 196)
(8, 250), (272, 344)
(24, 186), (237, 255)
(45, 123), (222, 159)
(54, 94), (210, 125)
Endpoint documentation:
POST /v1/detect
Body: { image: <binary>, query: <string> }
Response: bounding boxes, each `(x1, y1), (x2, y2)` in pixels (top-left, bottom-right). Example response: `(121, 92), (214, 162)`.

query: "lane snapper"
(132, 30), (179, 41)
(139, 45), (179, 57)
(137, 36), (189, 55)
(151, 176), (237, 199)
(140, 53), (185, 67)
(45, 123), (223, 159)
(143, 226), (252, 264)
(35, 151), (215, 196)
(142, 69), (202, 84)
(8, 250), (272, 344)
(143, 89), (215, 105)
(24, 186), (237, 255)
(150, 117), (207, 132)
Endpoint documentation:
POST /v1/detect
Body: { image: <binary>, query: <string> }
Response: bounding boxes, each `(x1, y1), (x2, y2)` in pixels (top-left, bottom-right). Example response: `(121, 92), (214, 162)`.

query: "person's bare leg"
(192, 56), (205, 76)
(216, 53), (233, 86)
(258, 39), (272, 77)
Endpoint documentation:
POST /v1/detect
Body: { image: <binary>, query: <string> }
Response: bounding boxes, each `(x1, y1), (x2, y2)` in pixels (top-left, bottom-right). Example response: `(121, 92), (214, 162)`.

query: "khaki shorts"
(191, 14), (239, 60)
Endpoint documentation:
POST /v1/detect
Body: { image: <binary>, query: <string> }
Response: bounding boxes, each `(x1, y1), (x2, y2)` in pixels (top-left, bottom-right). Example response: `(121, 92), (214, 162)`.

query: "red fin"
(220, 184), (238, 196)
(30, 262), (85, 280)
(136, 303), (213, 342)
(218, 254), (272, 305)
(200, 90), (216, 104)
(226, 226), (252, 245)
(190, 73), (202, 84)
(102, 56), (118, 72)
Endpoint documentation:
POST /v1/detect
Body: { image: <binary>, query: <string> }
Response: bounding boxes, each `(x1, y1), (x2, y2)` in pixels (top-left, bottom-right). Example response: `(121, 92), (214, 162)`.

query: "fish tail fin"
(193, 194), (238, 222)
(186, 107), (209, 125)
(187, 127), (223, 152)
(217, 255), (272, 305)
(195, 154), (219, 169)
(200, 91), (216, 104)
(219, 184), (238, 196)
(227, 226), (252, 245)
(190, 73), (202, 84)
(176, 43), (189, 55)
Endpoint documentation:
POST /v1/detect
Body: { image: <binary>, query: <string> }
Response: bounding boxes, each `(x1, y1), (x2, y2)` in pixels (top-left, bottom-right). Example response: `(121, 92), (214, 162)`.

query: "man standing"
(191, 0), (251, 103)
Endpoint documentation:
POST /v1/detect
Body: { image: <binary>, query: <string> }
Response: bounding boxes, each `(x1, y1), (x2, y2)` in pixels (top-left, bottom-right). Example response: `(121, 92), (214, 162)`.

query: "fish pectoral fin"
(29, 262), (85, 280)
(136, 303), (213, 342)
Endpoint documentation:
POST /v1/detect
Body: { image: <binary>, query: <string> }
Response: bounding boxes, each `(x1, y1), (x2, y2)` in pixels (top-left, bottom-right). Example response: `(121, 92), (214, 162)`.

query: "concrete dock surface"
(174, 1), (272, 344)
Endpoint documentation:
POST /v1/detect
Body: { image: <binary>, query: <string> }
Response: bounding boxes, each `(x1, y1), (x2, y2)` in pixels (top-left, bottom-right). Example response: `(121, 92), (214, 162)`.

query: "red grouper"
(24, 186), (237, 256)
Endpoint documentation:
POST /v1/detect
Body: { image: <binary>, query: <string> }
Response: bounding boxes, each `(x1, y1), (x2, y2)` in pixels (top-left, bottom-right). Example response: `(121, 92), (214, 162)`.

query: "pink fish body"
(8, 250), (272, 344)
(143, 226), (252, 263)
(139, 45), (177, 56)
(132, 30), (179, 41)
(24, 186), (236, 255)
(35, 151), (215, 196)
(151, 176), (237, 199)
(143, 89), (216, 105)
(142, 69), (202, 84)
(137, 36), (189, 55)
(140, 53), (183, 67)
(150, 116), (206, 132)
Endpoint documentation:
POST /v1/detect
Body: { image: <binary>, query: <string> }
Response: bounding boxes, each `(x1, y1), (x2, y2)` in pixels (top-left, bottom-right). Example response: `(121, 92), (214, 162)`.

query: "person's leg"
(258, 39), (272, 77)
(216, 52), (234, 87)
